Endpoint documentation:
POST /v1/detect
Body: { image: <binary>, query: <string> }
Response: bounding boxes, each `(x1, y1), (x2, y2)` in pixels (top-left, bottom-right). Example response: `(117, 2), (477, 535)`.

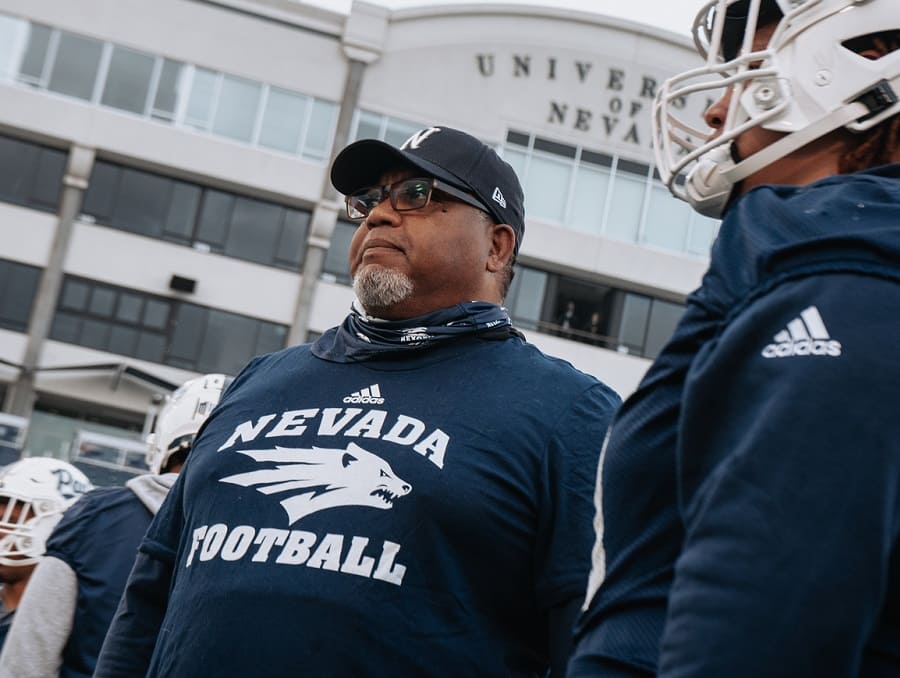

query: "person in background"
(0, 458), (91, 652)
(95, 125), (621, 677)
(570, 0), (900, 676)
(0, 374), (231, 677)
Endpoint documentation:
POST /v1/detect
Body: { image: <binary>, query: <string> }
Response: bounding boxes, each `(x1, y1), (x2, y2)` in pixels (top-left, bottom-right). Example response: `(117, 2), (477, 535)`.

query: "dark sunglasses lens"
(392, 179), (431, 210)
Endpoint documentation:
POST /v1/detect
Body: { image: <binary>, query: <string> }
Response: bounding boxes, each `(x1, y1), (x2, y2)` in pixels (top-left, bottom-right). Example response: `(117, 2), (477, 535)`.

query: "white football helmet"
(653, 0), (900, 217)
(146, 373), (232, 475)
(0, 457), (92, 566)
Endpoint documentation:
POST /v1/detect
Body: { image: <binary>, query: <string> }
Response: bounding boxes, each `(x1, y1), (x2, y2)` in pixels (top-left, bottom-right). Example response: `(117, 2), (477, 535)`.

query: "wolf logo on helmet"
(0, 458), (92, 567)
(146, 373), (233, 475)
(653, 0), (900, 216)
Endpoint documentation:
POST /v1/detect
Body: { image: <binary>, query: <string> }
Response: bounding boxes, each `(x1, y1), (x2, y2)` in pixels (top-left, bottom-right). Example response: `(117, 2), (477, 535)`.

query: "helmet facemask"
(653, 0), (900, 217)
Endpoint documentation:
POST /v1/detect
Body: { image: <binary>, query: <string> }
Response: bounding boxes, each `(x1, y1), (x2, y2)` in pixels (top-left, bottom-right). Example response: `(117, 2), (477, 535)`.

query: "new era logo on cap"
(330, 125), (526, 254)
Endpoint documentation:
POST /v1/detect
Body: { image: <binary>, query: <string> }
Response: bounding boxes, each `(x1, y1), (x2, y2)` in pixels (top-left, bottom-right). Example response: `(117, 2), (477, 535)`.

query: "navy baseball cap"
(330, 126), (526, 254)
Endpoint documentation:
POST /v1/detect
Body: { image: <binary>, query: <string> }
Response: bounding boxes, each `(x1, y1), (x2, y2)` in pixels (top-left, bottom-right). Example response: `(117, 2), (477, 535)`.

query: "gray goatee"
(353, 266), (414, 314)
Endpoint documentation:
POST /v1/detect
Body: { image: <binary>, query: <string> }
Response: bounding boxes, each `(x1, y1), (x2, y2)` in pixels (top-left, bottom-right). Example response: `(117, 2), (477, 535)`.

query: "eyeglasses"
(345, 177), (489, 221)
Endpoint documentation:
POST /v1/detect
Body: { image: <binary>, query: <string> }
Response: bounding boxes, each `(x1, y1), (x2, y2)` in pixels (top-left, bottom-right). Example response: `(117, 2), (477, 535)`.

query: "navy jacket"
(97, 327), (620, 677)
(570, 165), (900, 677)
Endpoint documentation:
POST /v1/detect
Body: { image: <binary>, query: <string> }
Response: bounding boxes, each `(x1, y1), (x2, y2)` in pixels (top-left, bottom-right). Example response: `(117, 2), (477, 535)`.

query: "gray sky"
(306, 0), (703, 36)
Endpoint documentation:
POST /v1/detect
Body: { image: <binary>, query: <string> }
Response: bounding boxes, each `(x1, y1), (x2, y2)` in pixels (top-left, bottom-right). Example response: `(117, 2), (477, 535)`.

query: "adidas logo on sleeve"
(761, 306), (842, 359)
(343, 384), (385, 404)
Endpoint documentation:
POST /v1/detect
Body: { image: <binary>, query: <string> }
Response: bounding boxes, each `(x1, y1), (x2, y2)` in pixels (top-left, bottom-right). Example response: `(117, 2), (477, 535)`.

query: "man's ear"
(486, 223), (516, 273)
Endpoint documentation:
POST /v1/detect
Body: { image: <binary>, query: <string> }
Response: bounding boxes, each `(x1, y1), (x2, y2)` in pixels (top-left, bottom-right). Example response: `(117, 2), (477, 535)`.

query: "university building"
(0, 0), (713, 482)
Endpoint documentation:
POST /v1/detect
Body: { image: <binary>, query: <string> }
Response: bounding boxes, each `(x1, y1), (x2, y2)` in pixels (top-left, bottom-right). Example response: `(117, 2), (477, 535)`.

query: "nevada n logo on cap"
(401, 127), (441, 150)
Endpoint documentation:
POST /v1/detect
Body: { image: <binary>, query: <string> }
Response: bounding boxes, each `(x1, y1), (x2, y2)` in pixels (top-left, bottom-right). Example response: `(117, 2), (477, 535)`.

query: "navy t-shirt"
(121, 333), (619, 676)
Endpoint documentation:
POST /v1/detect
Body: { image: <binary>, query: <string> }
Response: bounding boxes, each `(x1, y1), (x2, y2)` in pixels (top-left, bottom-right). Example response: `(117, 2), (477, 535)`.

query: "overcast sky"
(306, 0), (703, 36)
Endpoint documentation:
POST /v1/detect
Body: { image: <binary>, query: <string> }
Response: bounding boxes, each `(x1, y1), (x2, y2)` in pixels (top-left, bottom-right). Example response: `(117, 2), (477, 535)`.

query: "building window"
(504, 263), (685, 359)
(81, 160), (311, 270)
(0, 258), (42, 332)
(0, 134), (66, 211)
(50, 276), (288, 375)
(351, 110), (424, 146)
(0, 14), (339, 162)
(502, 131), (720, 258)
(322, 220), (359, 285)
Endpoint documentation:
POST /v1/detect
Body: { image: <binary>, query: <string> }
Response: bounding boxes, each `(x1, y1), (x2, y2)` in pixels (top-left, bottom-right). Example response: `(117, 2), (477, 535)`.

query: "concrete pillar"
(3, 144), (96, 419)
(287, 1), (389, 346)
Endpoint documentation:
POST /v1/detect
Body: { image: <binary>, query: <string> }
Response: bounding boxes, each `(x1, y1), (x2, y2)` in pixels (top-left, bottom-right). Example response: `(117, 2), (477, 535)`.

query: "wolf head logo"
(219, 443), (412, 525)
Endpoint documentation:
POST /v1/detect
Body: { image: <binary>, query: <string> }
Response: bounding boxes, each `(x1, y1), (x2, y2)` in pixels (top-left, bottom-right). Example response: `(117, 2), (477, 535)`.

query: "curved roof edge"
(386, 2), (694, 48)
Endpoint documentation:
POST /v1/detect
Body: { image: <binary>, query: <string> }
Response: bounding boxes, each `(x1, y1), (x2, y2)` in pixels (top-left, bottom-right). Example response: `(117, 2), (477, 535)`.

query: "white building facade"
(0, 0), (711, 480)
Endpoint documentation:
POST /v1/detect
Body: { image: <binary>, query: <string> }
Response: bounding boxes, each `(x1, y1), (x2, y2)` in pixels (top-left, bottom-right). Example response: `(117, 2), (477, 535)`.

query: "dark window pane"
(196, 190), (234, 249)
(322, 221), (357, 284)
(112, 168), (169, 237)
(224, 197), (281, 265)
(256, 322), (287, 356)
(197, 310), (256, 374)
(60, 280), (90, 311)
(88, 287), (116, 316)
(0, 136), (36, 204)
(101, 46), (155, 114)
(163, 183), (200, 242)
(0, 262), (40, 330)
(617, 293), (651, 354)
(47, 33), (103, 100)
(276, 209), (310, 268)
(506, 130), (530, 146)
(18, 24), (52, 84)
(80, 318), (111, 350)
(143, 299), (169, 330)
(644, 300), (684, 359)
(29, 148), (66, 208)
(108, 325), (139, 355)
(115, 292), (143, 323)
(151, 59), (184, 121)
(50, 312), (81, 343)
(135, 332), (165, 362)
(168, 304), (206, 365)
(82, 161), (120, 221)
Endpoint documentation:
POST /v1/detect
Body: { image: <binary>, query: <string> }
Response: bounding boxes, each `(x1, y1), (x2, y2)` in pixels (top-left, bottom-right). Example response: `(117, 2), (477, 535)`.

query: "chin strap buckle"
(854, 79), (898, 119)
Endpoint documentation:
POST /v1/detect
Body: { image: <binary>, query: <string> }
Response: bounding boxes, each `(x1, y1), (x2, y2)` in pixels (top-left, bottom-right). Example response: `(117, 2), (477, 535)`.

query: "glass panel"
(29, 148), (66, 208)
(0, 15), (27, 80)
(88, 287), (117, 317)
(101, 45), (155, 114)
(81, 318), (111, 350)
(616, 293), (651, 354)
(197, 310), (256, 374)
(382, 118), (421, 148)
(164, 182), (201, 242)
(605, 171), (646, 244)
(16, 23), (51, 85)
(302, 99), (337, 160)
(108, 325), (139, 356)
(115, 292), (143, 323)
(0, 136), (35, 204)
(258, 87), (308, 154)
(256, 322), (287, 356)
(688, 213), (720, 256)
(143, 299), (169, 330)
(224, 197), (282, 264)
(50, 311), (81, 343)
(643, 184), (691, 252)
(196, 190), (234, 248)
(644, 299), (684, 359)
(168, 304), (206, 365)
(322, 220), (357, 284)
(112, 168), (169, 237)
(82, 161), (120, 221)
(135, 331), (165, 362)
(354, 110), (381, 142)
(502, 147), (528, 183)
(569, 164), (611, 235)
(276, 208), (310, 268)
(47, 32), (103, 100)
(60, 280), (90, 311)
(0, 262), (39, 329)
(212, 76), (261, 142)
(524, 154), (571, 223)
(505, 266), (547, 330)
(185, 67), (218, 130)
(151, 58), (184, 121)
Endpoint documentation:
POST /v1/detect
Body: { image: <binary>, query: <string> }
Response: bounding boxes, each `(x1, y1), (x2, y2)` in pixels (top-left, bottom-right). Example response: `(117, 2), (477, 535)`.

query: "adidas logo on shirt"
(761, 306), (842, 359)
(343, 384), (385, 405)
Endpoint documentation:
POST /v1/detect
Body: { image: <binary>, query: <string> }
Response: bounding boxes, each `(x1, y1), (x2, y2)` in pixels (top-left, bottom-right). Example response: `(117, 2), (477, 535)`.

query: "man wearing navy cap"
(95, 126), (620, 677)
